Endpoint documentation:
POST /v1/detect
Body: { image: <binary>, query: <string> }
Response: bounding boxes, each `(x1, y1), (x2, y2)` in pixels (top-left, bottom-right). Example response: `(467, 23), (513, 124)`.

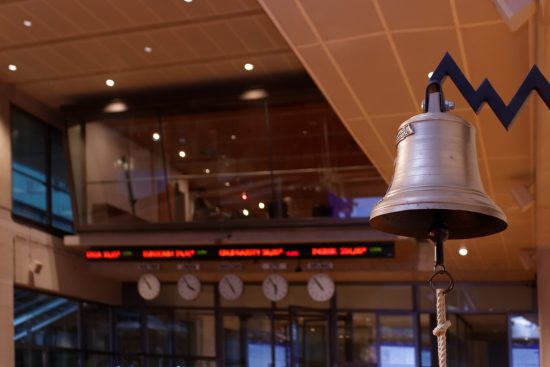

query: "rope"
(432, 288), (452, 367)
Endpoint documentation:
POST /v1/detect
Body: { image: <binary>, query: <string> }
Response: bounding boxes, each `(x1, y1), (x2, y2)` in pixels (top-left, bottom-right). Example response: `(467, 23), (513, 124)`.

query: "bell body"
(369, 111), (507, 239)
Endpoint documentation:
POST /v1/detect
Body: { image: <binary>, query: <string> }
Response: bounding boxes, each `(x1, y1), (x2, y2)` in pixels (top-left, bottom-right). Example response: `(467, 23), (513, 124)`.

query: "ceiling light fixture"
(224, 181), (231, 187)
(179, 150), (187, 158)
(103, 99), (128, 113)
(458, 245), (468, 256)
(8, 64), (17, 72)
(144, 46), (152, 53)
(230, 134), (237, 140)
(242, 209), (249, 216)
(240, 88), (268, 101)
(184, 0), (193, 2)
(204, 168), (210, 174)
(258, 202), (265, 209)
(23, 20), (32, 27)
(244, 63), (254, 71)
(152, 132), (161, 141)
(105, 79), (115, 87)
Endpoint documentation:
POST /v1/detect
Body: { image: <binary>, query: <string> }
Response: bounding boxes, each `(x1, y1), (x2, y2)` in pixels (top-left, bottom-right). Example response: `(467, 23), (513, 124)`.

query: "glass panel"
(379, 315), (415, 367)
(274, 314), (290, 367)
(419, 314), (432, 367)
(85, 115), (166, 225)
(174, 311), (216, 357)
(290, 310), (329, 367)
(223, 315), (242, 367)
(337, 285), (412, 310)
(50, 130), (73, 232)
(147, 311), (172, 355)
(418, 285), (535, 312)
(147, 357), (172, 367)
(511, 315), (540, 367)
(245, 315), (272, 367)
(48, 350), (80, 367)
(116, 355), (143, 367)
(68, 78), (386, 227)
(85, 353), (111, 367)
(11, 107), (48, 224)
(15, 348), (43, 367)
(83, 302), (111, 352)
(173, 360), (217, 367)
(26, 294), (79, 348)
(338, 312), (377, 366)
(115, 310), (142, 353)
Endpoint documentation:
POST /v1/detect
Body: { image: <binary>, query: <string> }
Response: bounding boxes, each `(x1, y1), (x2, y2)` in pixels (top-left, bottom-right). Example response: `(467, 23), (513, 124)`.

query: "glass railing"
(67, 81), (386, 228)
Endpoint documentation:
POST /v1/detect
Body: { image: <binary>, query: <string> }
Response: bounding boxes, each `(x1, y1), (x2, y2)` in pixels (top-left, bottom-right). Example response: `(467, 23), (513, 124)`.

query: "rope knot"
(433, 319), (451, 337)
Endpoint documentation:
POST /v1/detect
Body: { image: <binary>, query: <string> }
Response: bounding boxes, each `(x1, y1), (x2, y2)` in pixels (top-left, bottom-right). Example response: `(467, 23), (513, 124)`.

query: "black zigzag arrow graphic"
(429, 52), (550, 129)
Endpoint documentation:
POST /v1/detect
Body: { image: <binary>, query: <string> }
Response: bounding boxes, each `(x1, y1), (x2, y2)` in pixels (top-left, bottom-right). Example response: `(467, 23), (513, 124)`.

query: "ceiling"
(3, 0), (545, 281)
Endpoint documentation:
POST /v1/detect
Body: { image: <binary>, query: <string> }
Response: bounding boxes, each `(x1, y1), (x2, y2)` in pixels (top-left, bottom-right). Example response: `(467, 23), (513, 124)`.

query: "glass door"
(289, 307), (331, 367)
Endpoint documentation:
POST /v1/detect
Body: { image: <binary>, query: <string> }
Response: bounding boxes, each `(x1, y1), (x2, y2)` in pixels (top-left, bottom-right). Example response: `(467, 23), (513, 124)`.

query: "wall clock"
(177, 273), (201, 301)
(307, 273), (335, 302)
(262, 273), (288, 302)
(219, 273), (244, 301)
(137, 273), (161, 300)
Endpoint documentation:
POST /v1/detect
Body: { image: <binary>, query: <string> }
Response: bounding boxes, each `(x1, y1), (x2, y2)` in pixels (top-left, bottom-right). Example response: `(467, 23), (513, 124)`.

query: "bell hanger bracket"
(429, 52), (550, 129)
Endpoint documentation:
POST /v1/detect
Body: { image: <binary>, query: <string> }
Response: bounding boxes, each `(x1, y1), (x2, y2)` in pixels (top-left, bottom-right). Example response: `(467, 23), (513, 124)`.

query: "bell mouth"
(369, 207), (508, 240)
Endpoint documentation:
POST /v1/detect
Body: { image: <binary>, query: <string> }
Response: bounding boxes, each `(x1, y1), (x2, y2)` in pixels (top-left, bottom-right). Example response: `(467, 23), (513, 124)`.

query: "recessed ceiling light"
(178, 150), (187, 158)
(8, 64), (17, 72)
(258, 202), (265, 209)
(152, 132), (160, 141)
(204, 168), (210, 174)
(105, 79), (115, 87)
(144, 46), (152, 53)
(184, 0), (193, 2)
(242, 209), (249, 216)
(23, 20), (32, 28)
(103, 100), (128, 113)
(224, 181), (230, 187)
(240, 88), (268, 100)
(230, 134), (236, 140)
(244, 63), (254, 71)
(458, 246), (468, 256)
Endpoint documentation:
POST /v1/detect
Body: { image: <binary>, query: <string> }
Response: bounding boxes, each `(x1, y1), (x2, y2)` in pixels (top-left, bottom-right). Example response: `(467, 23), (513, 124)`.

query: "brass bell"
(369, 83), (507, 239)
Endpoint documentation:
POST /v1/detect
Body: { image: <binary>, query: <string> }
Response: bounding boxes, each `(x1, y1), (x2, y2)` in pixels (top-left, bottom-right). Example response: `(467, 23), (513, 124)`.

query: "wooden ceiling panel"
(376, 0), (454, 29)
(298, 0), (383, 41)
(326, 35), (417, 115)
(77, 0), (145, 29)
(201, 22), (248, 55)
(454, 0), (501, 24)
(229, 16), (287, 51)
(462, 23), (529, 101)
(176, 25), (225, 58)
(392, 29), (462, 107)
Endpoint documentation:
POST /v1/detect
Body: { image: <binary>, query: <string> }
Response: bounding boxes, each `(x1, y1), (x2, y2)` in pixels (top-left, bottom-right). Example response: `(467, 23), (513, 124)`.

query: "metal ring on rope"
(429, 265), (454, 294)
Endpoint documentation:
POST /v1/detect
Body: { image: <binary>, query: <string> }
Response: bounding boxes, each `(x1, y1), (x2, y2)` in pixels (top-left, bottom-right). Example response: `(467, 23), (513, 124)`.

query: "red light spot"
(86, 251), (102, 259)
(285, 250), (299, 257)
(241, 192), (248, 200)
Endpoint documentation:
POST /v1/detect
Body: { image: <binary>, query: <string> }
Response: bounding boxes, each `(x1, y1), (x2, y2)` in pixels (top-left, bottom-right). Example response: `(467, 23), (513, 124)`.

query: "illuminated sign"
(85, 242), (394, 261)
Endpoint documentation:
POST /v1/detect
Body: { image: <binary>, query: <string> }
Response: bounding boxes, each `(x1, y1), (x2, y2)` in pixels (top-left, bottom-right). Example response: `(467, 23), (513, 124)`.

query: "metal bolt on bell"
(369, 82), (507, 240)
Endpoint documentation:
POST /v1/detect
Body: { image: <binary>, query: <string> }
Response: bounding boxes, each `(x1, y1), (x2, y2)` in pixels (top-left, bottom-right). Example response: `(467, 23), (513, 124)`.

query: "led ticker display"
(85, 242), (394, 261)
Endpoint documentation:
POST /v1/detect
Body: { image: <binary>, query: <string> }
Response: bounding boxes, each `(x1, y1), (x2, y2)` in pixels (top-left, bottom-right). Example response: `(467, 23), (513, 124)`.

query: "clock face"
(307, 273), (335, 302)
(262, 273), (288, 302)
(137, 273), (161, 300)
(219, 273), (244, 301)
(177, 274), (202, 301)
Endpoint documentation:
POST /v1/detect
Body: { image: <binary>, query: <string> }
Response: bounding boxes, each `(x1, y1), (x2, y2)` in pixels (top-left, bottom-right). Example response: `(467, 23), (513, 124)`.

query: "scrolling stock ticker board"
(85, 242), (395, 262)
